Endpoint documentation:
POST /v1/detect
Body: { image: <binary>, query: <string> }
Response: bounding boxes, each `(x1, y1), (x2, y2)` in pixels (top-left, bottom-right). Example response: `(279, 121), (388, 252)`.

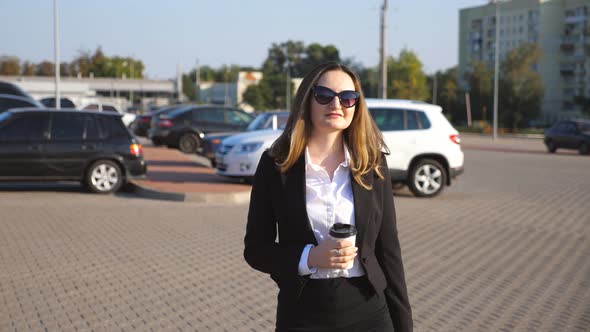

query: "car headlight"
(237, 142), (263, 153)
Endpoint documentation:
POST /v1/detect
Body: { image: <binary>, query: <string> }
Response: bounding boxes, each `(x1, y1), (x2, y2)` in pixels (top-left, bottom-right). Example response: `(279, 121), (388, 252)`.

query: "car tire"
(579, 142), (589, 155)
(546, 140), (557, 153)
(179, 133), (200, 154)
(85, 160), (124, 194)
(408, 158), (446, 198)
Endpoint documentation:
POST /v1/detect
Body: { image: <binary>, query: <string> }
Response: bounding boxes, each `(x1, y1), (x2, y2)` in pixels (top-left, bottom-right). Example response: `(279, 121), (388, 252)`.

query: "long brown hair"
(269, 62), (388, 189)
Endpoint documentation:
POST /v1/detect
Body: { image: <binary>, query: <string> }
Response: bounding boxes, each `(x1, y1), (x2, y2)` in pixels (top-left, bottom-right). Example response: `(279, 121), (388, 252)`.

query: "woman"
(244, 62), (412, 332)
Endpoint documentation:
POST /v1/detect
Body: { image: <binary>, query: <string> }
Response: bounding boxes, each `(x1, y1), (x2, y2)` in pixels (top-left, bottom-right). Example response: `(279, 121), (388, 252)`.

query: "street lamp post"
(492, 0), (503, 140)
(53, 0), (60, 109)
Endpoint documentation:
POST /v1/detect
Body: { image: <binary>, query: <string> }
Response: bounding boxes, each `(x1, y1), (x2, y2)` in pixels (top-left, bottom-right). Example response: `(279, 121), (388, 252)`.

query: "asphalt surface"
(0, 142), (589, 331)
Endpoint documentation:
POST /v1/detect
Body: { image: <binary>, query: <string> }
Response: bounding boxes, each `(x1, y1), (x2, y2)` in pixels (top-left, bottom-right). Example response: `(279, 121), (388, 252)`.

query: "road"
(0, 148), (588, 331)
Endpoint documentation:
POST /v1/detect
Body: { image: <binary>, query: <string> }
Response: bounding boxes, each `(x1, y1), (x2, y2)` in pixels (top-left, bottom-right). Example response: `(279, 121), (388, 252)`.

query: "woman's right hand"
(307, 239), (358, 269)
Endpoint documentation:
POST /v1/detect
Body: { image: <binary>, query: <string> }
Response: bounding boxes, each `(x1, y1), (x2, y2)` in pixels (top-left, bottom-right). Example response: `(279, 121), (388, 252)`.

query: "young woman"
(244, 62), (412, 332)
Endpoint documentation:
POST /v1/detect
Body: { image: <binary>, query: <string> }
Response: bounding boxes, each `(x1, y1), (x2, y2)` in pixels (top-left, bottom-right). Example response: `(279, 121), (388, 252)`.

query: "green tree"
(465, 61), (493, 123)
(428, 66), (461, 122)
(0, 58), (20, 75)
(21, 61), (36, 76)
(499, 44), (543, 130)
(388, 49), (429, 101)
(182, 74), (196, 101)
(36, 61), (55, 76)
(242, 81), (273, 110)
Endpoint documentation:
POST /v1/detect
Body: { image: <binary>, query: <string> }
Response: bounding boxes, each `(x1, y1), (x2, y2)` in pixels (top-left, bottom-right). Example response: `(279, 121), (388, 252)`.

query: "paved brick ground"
(0, 148), (589, 331)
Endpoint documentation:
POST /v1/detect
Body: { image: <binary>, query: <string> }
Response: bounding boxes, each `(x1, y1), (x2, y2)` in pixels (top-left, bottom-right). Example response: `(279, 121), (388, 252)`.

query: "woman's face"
(309, 70), (357, 135)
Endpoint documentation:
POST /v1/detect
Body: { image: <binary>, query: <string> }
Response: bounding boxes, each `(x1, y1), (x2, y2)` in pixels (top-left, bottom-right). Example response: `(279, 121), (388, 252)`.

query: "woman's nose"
(329, 95), (341, 108)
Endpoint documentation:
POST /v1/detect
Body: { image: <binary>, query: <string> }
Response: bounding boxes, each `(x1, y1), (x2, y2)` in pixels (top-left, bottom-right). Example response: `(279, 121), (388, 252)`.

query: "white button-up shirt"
(298, 145), (365, 279)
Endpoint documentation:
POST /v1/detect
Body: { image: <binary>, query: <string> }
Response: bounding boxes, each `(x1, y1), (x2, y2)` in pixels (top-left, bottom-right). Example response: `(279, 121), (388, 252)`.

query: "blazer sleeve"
(243, 151), (306, 280)
(375, 157), (414, 332)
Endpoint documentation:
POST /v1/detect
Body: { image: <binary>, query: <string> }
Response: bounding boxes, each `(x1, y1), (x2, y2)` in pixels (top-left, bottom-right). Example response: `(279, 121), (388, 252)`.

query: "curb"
(127, 180), (251, 204)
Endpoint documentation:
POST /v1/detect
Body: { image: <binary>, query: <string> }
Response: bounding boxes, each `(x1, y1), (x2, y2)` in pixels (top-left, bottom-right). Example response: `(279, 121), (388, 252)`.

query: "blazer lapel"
(351, 170), (375, 253)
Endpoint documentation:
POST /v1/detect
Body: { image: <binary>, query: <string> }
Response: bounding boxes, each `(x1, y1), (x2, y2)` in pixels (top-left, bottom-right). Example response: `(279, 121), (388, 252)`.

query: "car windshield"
(246, 113), (289, 131)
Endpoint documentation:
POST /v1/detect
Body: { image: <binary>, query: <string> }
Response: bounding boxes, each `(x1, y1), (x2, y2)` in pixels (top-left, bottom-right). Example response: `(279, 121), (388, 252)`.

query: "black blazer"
(244, 150), (413, 332)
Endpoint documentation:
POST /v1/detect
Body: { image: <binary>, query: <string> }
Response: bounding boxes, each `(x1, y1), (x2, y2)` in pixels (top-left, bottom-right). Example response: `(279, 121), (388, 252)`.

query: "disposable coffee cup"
(329, 223), (357, 269)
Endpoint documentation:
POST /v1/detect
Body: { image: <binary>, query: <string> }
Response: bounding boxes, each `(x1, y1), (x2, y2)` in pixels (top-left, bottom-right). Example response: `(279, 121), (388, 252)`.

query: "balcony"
(560, 62), (576, 75)
(565, 15), (587, 24)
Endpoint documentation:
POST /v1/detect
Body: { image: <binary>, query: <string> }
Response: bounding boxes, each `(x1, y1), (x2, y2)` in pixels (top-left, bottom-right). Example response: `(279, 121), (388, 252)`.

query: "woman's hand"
(307, 239), (358, 269)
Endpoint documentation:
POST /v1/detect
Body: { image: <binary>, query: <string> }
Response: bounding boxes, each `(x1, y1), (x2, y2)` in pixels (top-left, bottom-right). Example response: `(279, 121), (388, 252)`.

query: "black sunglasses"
(312, 85), (360, 108)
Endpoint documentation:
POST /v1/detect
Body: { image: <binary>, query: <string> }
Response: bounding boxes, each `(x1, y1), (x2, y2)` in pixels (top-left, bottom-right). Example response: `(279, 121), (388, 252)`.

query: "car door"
(192, 108), (226, 133)
(369, 107), (411, 172)
(44, 113), (95, 179)
(224, 109), (253, 131)
(563, 122), (579, 148)
(0, 112), (49, 177)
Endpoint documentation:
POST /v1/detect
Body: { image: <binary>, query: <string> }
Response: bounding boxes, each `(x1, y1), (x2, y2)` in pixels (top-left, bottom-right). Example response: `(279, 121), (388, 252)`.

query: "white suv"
(216, 99), (464, 197)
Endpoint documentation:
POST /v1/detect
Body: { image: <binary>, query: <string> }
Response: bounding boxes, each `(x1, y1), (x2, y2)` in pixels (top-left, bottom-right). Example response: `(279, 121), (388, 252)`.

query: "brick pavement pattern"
(0, 149), (589, 331)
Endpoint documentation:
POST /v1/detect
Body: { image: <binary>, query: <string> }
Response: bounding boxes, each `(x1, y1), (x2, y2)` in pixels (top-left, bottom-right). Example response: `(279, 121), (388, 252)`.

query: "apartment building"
(459, 0), (590, 123)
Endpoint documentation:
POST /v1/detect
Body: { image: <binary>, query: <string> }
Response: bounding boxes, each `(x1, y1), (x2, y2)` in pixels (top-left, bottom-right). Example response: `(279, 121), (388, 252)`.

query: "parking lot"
(0, 147), (589, 331)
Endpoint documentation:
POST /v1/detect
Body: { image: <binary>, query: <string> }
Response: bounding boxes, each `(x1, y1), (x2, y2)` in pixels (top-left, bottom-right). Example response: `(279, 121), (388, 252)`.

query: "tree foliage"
(0, 58), (20, 75)
(498, 44), (543, 129)
(243, 40), (341, 110)
(388, 49), (429, 101)
(464, 61), (493, 123)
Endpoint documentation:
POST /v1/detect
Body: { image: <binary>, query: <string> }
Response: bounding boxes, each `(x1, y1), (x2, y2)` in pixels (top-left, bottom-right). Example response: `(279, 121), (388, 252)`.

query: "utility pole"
(432, 73), (438, 105)
(379, 0), (388, 99)
(176, 63), (183, 102)
(493, 0), (501, 140)
(285, 46), (291, 111)
(53, 0), (60, 109)
(129, 59), (134, 107)
(195, 59), (200, 102)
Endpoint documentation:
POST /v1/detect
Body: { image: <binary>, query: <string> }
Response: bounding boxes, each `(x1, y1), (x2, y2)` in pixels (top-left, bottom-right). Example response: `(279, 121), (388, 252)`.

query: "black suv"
(148, 105), (254, 153)
(544, 119), (590, 155)
(0, 109), (147, 193)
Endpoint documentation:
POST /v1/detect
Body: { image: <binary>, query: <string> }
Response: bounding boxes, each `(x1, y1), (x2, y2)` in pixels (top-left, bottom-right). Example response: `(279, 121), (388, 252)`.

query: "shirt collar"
(305, 142), (351, 171)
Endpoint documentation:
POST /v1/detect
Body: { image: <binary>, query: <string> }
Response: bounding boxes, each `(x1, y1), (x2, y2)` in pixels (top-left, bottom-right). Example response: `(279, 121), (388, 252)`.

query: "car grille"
(217, 144), (234, 156)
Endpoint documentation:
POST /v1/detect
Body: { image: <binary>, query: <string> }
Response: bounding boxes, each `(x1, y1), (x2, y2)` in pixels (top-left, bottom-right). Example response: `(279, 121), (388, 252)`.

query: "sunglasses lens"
(314, 86), (335, 105)
(339, 91), (359, 108)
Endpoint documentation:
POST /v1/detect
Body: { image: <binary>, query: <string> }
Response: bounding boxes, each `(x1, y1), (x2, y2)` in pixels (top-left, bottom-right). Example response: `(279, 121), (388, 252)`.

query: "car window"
(226, 110), (252, 125)
(51, 113), (85, 141)
(277, 114), (289, 129)
(85, 115), (100, 140)
(0, 97), (37, 113)
(194, 108), (225, 123)
(98, 116), (129, 138)
(578, 122), (590, 133)
(0, 113), (48, 142)
(406, 110), (419, 130)
(102, 105), (119, 113)
(369, 108), (404, 131)
(417, 111), (431, 129)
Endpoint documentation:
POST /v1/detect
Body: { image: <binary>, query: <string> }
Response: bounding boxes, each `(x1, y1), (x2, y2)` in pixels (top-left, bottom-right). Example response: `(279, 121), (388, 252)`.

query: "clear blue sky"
(0, 0), (486, 79)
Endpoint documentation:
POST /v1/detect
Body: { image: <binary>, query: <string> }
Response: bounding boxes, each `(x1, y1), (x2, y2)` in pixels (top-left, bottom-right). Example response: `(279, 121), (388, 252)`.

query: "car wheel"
(408, 158), (446, 198)
(179, 133), (199, 154)
(579, 142), (589, 155)
(546, 140), (557, 153)
(85, 160), (123, 194)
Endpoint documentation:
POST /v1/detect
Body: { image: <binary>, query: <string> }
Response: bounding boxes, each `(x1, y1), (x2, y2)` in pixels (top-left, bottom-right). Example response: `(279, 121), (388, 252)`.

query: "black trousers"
(276, 276), (394, 332)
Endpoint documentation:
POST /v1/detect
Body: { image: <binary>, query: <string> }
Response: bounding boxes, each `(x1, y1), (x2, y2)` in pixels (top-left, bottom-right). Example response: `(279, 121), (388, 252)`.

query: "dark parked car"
(39, 97), (77, 108)
(0, 94), (44, 113)
(544, 119), (590, 155)
(0, 81), (33, 99)
(0, 109), (147, 193)
(200, 111), (289, 163)
(130, 105), (184, 137)
(148, 105), (254, 153)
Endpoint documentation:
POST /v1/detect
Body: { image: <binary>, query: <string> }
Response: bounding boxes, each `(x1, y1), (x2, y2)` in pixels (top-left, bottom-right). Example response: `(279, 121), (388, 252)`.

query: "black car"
(130, 105), (184, 137)
(200, 111), (289, 163)
(0, 81), (33, 99)
(0, 109), (147, 193)
(148, 105), (254, 153)
(0, 94), (44, 113)
(544, 119), (590, 155)
(39, 97), (77, 108)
